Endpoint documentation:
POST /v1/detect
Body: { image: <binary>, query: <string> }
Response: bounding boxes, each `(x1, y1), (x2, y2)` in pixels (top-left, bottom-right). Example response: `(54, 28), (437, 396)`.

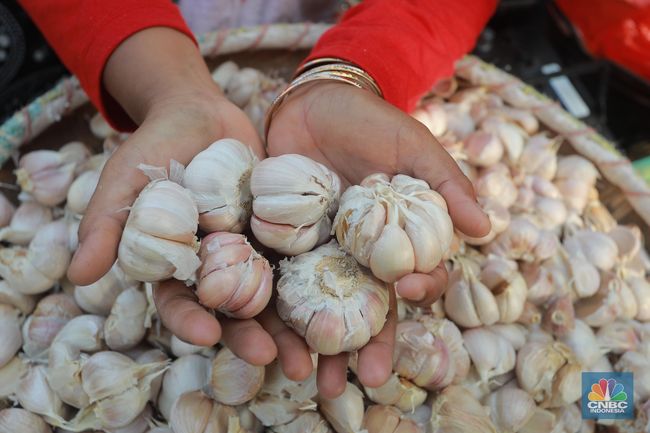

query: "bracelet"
(264, 58), (382, 144)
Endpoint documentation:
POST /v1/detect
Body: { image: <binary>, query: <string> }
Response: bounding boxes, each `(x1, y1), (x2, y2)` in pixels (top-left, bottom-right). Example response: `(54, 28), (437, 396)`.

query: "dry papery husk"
(169, 390), (246, 433)
(362, 405), (423, 433)
(0, 305), (22, 369)
(317, 382), (365, 433)
(0, 408), (52, 433)
(157, 353), (211, 421)
(207, 347), (264, 406)
(484, 384), (536, 433)
(429, 385), (497, 433)
(74, 261), (139, 315)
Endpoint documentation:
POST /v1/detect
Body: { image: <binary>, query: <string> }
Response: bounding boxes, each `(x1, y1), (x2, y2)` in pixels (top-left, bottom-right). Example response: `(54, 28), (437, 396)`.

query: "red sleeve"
(18, 0), (195, 131)
(306, 0), (498, 112)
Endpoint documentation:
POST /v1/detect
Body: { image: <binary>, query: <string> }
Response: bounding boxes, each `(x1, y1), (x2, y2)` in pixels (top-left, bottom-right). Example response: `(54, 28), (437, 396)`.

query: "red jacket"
(19, 0), (496, 131)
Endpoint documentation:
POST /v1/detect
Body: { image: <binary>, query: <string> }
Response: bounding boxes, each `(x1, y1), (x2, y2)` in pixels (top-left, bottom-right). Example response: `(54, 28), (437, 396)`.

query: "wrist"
(104, 27), (223, 125)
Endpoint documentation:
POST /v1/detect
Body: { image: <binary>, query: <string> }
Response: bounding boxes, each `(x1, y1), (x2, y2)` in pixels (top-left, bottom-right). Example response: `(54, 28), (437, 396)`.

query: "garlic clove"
(430, 385), (498, 433)
(541, 295), (575, 338)
(317, 382), (365, 433)
(362, 405), (423, 433)
(169, 335), (215, 358)
(15, 365), (66, 424)
(485, 323), (528, 351)
(104, 287), (148, 351)
(560, 320), (601, 369)
(369, 223), (415, 283)
(135, 349), (169, 404)
(0, 356), (27, 400)
(207, 347), (264, 406)
(0, 408), (52, 433)
(442, 103), (475, 140)
(444, 266), (500, 328)
(475, 166), (518, 209)
(253, 193), (329, 227)
(0, 201), (52, 245)
(463, 327), (516, 383)
(66, 169), (100, 215)
(564, 230), (618, 272)
(463, 131), (504, 167)
(272, 412), (333, 433)
(170, 390), (242, 433)
(89, 112), (117, 138)
(484, 386), (536, 432)
(250, 215), (326, 256)
(596, 321), (640, 355)
(516, 341), (572, 404)
(0, 305), (22, 368)
(517, 301), (542, 326)
(412, 101), (447, 137)
(211, 60), (239, 90)
(518, 408), (557, 433)
(362, 374), (427, 412)
(0, 280), (36, 314)
(74, 261), (139, 315)
(157, 354), (211, 421)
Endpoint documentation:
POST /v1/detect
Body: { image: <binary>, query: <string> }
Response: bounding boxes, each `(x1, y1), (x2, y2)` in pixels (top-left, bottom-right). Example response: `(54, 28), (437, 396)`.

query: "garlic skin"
(276, 241), (389, 355)
(475, 164), (518, 209)
(0, 200), (53, 246)
(15, 142), (89, 206)
(0, 408), (52, 433)
(169, 335), (215, 358)
(362, 405), (422, 433)
(182, 139), (258, 233)
(0, 356), (27, 402)
(0, 305), (22, 368)
(157, 354), (211, 421)
(251, 154), (340, 256)
(463, 131), (504, 167)
(0, 281), (36, 314)
(463, 327), (516, 384)
(0, 219), (73, 294)
(317, 382), (365, 433)
(197, 232), (272, 319)
(480, 255), (527, 323)
(169, 390), (244, 433)
(596, 321), (640, 355)
(363, 373), (427, 412)
(334, 173), (452, 282)
(135, 349), (169, 404)
(272, 412), (333, 433)
(615, 351), (650, 401)
(444, 260), (500, 328)
(564, 230), (618, 272)
(22, 293), (82, 359)
(412, 102), (447, 137)
(66, 169), (101, 215)
(104, 287), (148, 351)
(484, 386), (536, 433)
(74, 262), (139, 315)
(0, 194), (14, 228)
(429, 385), (498, 433)
(118, 165), (200, 283)
(207, 347), (264, 406)
(560, 320), (601, 369)
(518, 134), (559, 180)
(16, 365), (65, 424)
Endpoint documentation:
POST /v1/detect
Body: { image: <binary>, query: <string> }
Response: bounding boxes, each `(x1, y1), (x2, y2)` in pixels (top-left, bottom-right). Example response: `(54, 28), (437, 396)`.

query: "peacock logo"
(588, 378), (627, 402)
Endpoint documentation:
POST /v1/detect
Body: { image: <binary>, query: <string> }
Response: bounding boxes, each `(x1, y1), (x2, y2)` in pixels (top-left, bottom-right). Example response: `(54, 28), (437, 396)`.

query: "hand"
(264, 81), (491, 396)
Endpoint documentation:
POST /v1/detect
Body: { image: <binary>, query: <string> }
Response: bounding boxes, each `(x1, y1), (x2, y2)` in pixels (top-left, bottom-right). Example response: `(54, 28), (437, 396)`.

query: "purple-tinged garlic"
(0, 219), (73, 294)
(0, 193), (14, 228)
(430, 385), (498, 433)
(15, 142), (90, 206)
(157, 354), (211, 421)
(317, 382), (365, 433)
(104, 287), (147, 351)
(182, 139), (258, 233)
(480, 255), (527, 323)
(207, 347), (264, 406)
(362, 405), (423, 433)
(117, 163), (200, 283)
(484, 385), (536, 433)
(463, 327), (516, 384)
(196, 232), (272, 319)
(22, 293), (82, 359)
(276, 241), (389, 355)
(334, 173), (452, 282)
(74, 262), (139, 315)
(463, 131), (504, 167)
(444, 258), (499, 327)
(412, 101), (447, 137)
(0, 201), (52, 245)
(393, 317), (469, 390)
(170, 390), (244, 433)
(251, 154), (340, 256)
(225, 67), (262, 107)
(0, 408), (52, 433)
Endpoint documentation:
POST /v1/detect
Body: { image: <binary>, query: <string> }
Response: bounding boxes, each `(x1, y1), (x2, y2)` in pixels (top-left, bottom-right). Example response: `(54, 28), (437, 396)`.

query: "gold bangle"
(264, 59), (382, 145)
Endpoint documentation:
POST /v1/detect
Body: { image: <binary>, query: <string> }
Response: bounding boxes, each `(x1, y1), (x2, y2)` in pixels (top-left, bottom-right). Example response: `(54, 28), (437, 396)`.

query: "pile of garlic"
(0, 61), (649, 433)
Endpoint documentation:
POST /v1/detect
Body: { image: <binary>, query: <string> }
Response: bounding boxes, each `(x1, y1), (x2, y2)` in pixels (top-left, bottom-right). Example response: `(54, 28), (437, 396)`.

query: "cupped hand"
(262, 80), (491, 396)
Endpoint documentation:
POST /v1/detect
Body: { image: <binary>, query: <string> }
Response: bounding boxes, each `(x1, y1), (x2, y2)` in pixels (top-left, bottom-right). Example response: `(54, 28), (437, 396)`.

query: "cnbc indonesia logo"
(582, 373), (633, 419)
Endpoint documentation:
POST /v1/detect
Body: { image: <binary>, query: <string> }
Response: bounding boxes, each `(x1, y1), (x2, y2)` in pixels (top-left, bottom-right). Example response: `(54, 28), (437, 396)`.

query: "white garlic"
(362, 405), (422, 433)
(157, 354), (211, 421)
(0, 280), (36, 314)
(117, 163), (200, 283)
(0, 305), (22, 368)
(484, 385), (536, 433)
(0, 199), (52, 246)
(480, 116), (527, 164)
(564, 230), (618, 272)
(74, 262), (140, 315)
(15, 365), (66, 424)
(459, 198), (510, 246)
(574, 274), (625, 327)
(104, 287), (148, 351)
(66, 169), (101, 215)
(276, 240), (389, 355)
(225, 67), (262, 107)
(627, 276), (650, 321)
(169, 335), (215, 358)
(463, 131), (504, 167)
(0, 356), (26, 401)
(334, 173), (452, 282)
(485, 323), (528, 350)
(197, 232), (272, 319)
(444, 259), (500, 328)
(484, 217), (550, 262)
(22, 293), (81, 359)
(272, 412), (333, 433)
(518, 408), (557, 433)
(560, 320), (601, 369)
(362, 373), (427, 412)
(251, 154), (340, 256)
(518, 133), (559, 180)
(412, 102), (447, 137)
(207, 347), (264, 406)
(475, 164), (518, 209)
(15, 142), (89, 206)
(211, 60), (239, 89)
(615, 351), (650, 401)
(463, 327), (516, 383)
(430, 385), (498, 433)
(443, 103), (475, 140)
(541, 295), (575, 338)
(480, 255), (527, 323)
(521, 263), (555, 306)
(169, 390), (243, 433)
(0, 408), (52, 433)
(317, 382), (365, 433)
(182, 139), (258, 233)
(135, 349), (169, 404)
(554, 156), (599, 214)
(596, 321), (640, 355)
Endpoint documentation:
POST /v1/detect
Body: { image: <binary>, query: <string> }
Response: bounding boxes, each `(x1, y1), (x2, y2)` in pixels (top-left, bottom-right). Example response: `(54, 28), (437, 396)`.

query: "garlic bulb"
(626, 277), (650, 321)
(0, 219), (73, 294)
(444, 259), (500, 328)
(560, 320), (601, 369)
(459, 198), (510, 246)
(362, 405), (422, 433)
(196, 232), (272, 319)
(74, 262), (139, 315)
(211, 60), (239, 89)
(225, 67), (262, 107)
(135, 349), (169, 404)
(480, 116), (527, 164)
(0, 194), (14, 228)
(574, 274), (626, 327)
(0, 281), (36, 314)
(170, 390), (244, 433)
(564, 230), (618, 272)
(272, 412), (333, 433)
(207, 347), (264, 406)
(15, 365), (65, 424)
(318, 382), (365, 433)
(484, 217), (554, 263)
(463, 327), (516, 383)
(485, 323), (528, 350)
(0, 408), (52, 433)
(489, 106), (539, 135)
(615, 351), (650, 401)
(412, 102), (447, 137)
(251, 154), (340, 256)
(0, 201), (52, 245)
(463, 131), (504, 167)
(518, 408), (557, 433)
(541, 295), (575, 338)
(334, 173), (452, 282)
(362, 373), (427, 412)
(443, 103), (475, 140)
(518, 134), (559, 180)
(15, 142), (89, 206)
(182, 139), (258, 233)
(117, 163), (200, 283)
(479, 255), (527, 323)
(554, 156), (599, 214)
(484, 386), (536, 433)
(47, 314), (105, 408)
(475, 164), (518, 209)
(276, 241), (389, 355)
(596, 321), (640, 355)
(0, 356), (27, 401)
(393, 317), (469, 390)
(0, 305), (21, 368)
(103, 405), (152, 433)
(104, 287), (148, 351)
(66, 169), (101, 215)
(521, 263), (555, 306)
(157, 354), (211, 421)
(430, 385), (497, 433)
(22, 293), (82, 359)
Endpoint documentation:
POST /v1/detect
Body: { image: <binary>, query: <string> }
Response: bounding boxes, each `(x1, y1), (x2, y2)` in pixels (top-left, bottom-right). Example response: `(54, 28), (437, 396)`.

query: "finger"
(154, 280), (221, 346)
(317, 353), (349, 399)
(67, 144), (148, 285)
(220, 317), (277, 366)
(395, 263), (448, 307)
(257, 305), (313, 381)
(357, 286), (397, 387)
